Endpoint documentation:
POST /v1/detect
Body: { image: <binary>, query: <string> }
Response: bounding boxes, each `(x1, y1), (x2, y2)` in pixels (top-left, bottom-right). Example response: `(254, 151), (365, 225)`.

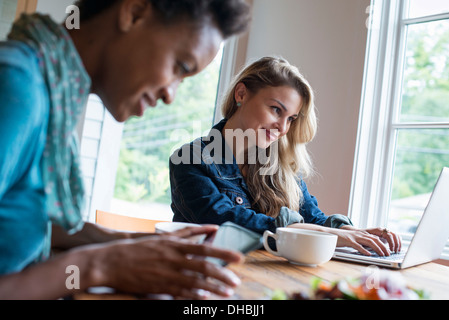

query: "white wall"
(244, 0), (370, 215)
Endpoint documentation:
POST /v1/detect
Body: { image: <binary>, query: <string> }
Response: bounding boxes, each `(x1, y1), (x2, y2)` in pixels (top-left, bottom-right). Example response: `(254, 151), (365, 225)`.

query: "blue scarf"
(8, 14), (91, 242)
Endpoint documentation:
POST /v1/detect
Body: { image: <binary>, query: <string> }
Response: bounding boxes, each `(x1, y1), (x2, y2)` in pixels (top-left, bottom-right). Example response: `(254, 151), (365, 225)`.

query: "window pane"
(388, 129), (449, 235)
(399, 19), (449, 123)
(111, 48), (223, 221)
(407, 0), (449, 19)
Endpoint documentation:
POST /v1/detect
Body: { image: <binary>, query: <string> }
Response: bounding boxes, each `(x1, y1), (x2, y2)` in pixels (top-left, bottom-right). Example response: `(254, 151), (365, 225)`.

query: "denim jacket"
(169, 119), (352, 234)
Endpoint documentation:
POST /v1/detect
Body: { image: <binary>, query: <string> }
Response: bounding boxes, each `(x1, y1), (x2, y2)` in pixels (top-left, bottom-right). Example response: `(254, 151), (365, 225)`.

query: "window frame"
(349, 0), (449, 259)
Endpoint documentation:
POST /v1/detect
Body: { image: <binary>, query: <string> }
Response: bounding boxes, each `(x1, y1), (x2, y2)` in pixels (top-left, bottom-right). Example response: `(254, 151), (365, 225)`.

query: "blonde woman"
(170, 56), (401, 256)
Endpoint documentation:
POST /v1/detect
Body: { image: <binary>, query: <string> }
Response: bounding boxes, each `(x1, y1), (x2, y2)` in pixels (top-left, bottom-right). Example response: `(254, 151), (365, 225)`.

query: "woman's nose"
(159, 80), (181, 105)
(277, 118), (289, 135)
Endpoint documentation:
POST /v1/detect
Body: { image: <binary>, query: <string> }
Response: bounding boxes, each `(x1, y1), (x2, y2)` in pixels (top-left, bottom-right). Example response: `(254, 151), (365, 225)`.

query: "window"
(110, 46), (225, 221)
(351, 0), (449, 258)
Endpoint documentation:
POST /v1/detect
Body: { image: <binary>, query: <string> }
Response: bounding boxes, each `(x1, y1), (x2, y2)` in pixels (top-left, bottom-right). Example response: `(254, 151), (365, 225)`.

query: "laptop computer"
(333, 167), (449, 269)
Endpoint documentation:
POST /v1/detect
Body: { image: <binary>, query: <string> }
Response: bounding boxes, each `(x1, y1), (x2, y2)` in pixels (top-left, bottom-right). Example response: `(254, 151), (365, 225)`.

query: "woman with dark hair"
(0, 0), (250, 299)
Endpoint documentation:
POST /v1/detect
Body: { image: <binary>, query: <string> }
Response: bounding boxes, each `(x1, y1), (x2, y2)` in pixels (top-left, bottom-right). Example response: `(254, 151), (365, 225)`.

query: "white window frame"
(214, 35), (249, 125)
(349, 0), (449, 259)
(79, 95), (124, 222)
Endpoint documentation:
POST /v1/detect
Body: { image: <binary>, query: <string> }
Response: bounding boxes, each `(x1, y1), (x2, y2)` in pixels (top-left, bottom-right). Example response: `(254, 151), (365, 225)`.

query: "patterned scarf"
(8, 14), (91, 237)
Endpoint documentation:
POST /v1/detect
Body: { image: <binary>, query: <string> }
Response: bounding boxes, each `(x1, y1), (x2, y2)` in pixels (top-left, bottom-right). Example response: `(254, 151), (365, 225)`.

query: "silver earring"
(236, 102), (242, 107)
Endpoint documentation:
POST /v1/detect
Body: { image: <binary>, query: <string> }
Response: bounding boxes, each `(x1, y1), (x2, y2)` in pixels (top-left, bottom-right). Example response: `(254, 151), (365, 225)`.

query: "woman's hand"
(52, 222), (220, 249)
(2, 225), (242, 300)
(287, 223), (401, 256)
(337, 225), (402, 256)
(93, 234), (243, 299)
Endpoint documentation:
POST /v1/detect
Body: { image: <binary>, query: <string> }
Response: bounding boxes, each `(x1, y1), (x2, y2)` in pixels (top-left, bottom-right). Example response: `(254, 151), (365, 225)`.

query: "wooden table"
(75, 250), (449, 300)
(223, 250), (449, 300)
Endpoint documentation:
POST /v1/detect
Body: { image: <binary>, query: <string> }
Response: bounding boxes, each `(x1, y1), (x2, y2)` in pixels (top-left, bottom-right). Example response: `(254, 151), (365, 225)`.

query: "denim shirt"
(169, 119), (352, 234)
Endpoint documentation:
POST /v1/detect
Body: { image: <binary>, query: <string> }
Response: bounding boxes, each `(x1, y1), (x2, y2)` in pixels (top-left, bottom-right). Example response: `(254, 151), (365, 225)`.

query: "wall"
(244, 0), (370, 215)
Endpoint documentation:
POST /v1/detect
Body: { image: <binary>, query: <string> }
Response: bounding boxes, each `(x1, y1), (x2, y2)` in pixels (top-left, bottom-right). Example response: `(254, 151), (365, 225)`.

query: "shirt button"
(235, 197), (243, 205)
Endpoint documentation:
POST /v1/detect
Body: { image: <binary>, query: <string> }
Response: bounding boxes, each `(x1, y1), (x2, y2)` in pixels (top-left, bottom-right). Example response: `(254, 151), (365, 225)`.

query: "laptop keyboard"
(357, 249), (406, 261)
(372, 252), (406, 261)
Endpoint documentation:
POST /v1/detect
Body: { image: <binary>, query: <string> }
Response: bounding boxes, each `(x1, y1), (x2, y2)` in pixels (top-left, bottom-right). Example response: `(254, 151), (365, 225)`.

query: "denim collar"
(203, 119), (245, 180)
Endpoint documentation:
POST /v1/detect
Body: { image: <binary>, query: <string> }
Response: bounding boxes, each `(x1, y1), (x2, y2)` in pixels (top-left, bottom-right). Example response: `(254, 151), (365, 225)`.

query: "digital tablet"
(207, 222), (263, 265)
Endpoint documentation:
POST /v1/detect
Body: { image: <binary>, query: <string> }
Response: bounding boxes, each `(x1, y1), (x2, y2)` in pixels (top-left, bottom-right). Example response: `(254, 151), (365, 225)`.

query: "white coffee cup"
(263, 228), (338, 267)
(155, 222), (205, 243)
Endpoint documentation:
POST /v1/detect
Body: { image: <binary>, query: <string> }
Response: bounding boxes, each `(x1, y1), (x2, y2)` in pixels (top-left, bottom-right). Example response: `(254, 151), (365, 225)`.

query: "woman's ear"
(118, 0), (152, 32)
(234, 82), (247, 104)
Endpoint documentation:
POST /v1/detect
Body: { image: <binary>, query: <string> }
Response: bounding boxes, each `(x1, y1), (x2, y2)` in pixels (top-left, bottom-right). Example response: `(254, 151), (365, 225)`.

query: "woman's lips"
(138, 95), (156, 116)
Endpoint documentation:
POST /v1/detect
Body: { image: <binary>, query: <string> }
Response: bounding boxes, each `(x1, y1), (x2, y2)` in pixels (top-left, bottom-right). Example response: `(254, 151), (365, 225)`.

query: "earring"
(236, 102), (242, 107)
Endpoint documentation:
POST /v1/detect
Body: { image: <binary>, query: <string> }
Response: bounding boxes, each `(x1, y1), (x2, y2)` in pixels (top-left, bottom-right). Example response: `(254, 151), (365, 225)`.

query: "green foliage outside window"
(392, 20), (449, 200)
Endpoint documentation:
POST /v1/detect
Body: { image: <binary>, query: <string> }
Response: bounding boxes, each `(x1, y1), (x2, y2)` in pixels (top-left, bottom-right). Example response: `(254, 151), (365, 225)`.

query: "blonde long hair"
(221, 57), (317, 217)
